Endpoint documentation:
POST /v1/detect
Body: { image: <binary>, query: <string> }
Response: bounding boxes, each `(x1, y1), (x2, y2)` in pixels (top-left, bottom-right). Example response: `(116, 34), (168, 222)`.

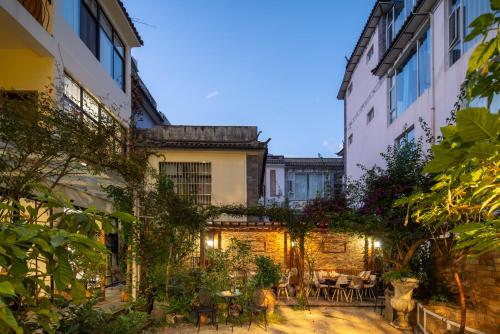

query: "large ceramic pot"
(390, 278), (419, 329)
(252, 288), (276, 315)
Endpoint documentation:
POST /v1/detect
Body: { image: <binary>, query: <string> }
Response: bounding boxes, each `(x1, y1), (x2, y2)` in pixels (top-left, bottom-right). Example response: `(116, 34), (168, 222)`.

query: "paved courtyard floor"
(152, 306), (404, 334)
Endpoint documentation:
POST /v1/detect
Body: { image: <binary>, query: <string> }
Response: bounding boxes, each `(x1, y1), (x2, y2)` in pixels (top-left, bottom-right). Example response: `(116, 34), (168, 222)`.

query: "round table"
(217, 291), (243, 327)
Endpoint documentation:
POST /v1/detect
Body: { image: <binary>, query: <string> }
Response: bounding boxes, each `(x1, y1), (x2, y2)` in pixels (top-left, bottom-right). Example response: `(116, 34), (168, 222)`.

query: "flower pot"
(390, 278), (419, 329)
(199, 313), (209, 326)
(120, 289), (129, 302)
(252, 288), (276, 315)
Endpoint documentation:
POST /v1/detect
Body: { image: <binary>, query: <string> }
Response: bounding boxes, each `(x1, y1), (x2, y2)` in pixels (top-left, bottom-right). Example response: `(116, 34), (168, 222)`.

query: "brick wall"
(434, 251), (499, 333)
(215, 229), (366, 273)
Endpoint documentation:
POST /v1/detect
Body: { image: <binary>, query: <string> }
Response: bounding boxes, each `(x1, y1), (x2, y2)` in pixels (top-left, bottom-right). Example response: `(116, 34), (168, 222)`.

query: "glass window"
(113, 51), (124, 88)
(82, 91), (99, 121)
(449, 0), (490, 66)
(64, 75), (81, 106)
(113, 34), (125, 57)
(99, 13), (112, 38)
(396, 50), (417, 117)
(308, 174), (325, 199)
(80, 2), (98, 57)
(394, 1), (405, 34)
(99, 29), (113, 75)
(463, 0), (490, 52)
(62, 0), (80, 34)
(367, 108), (375, 123)
(397, 127), (415, 146)
(83, 0), (97, 16)
(294, 174), (308, 200)
(418, 29), (431, 94)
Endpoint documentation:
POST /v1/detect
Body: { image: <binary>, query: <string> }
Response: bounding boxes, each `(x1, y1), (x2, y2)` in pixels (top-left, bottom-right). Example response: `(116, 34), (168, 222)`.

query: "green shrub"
(253, 256), (281, 289)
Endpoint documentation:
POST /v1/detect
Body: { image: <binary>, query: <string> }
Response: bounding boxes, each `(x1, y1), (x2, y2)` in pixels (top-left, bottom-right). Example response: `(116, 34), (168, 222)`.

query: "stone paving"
(152, 306), (404, 334)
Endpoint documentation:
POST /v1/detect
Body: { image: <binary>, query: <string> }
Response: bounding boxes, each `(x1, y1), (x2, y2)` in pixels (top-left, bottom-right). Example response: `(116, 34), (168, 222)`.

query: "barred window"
(159, 162), (212, 206)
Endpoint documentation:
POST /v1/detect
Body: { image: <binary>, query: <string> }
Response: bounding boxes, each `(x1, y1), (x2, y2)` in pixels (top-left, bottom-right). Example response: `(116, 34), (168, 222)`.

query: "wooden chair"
(313, 271), (329, 300)
(363, 274), (377, 299)
(248, 291), (269, 331)
(347, 276), (364, 303)
(331, 275), (349, 302)
(195, 290), (218, 332)
(277, 271), (290, 300)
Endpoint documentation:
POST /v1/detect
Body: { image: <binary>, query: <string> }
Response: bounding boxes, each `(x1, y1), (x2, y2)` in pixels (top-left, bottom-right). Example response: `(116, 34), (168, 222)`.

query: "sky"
(123, 0), (373, 157)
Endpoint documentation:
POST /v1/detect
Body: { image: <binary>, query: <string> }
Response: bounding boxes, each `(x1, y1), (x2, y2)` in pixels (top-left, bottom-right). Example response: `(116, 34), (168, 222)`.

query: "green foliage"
(381, 269), (418, 284)
(0, 189), (133, 333)
(464, 3), (500, 108)
(252, 256), (281, 289)
(56, 299), (148, 334)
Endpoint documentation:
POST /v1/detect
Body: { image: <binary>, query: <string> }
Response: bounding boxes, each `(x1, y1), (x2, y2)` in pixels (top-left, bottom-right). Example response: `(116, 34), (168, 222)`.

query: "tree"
(0, 86), (138, 333)
(396, 3), (500, 332)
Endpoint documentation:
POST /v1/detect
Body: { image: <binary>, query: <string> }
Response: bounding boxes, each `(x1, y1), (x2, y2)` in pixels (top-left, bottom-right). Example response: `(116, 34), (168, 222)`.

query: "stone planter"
(252, 288), (276, 315)
(390, 278), (419, 329)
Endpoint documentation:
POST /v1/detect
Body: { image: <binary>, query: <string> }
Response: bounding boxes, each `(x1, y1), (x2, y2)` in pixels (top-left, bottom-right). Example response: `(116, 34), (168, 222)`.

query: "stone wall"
(433, 251), (499, 334)
(215, 229), (366, 273)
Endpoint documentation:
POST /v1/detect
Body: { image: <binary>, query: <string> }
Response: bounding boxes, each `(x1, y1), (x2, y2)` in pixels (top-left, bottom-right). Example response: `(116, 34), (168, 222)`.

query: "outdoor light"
(374, 240), (381, 248)
(207, 239), (214, 248)
(291, 241), (296, 247)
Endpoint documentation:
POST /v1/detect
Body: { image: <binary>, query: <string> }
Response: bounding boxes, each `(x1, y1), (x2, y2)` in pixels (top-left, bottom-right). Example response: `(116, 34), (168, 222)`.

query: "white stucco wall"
(344, 0), (480, 181)
(263, 164), (286, 205)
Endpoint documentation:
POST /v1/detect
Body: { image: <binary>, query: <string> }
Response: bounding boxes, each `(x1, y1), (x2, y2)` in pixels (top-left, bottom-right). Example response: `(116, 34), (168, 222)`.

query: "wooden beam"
(199, 229), (206, 268)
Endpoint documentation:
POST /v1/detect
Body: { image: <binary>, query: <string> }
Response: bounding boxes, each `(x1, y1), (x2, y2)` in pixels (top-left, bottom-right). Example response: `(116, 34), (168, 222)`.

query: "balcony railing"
(18, 0), (52, 32)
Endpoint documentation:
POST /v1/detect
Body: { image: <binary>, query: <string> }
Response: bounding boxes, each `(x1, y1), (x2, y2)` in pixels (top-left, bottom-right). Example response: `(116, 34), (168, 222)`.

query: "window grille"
(159, 162), (212, 206)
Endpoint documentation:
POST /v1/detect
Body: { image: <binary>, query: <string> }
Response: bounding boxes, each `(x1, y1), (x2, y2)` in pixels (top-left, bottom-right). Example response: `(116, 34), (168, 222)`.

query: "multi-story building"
(262, 154), (344, 208)
(0, 0), (143, 292)
(131, 58), (170, 128)
(0, 0), (143, 209)
(338, 0), (498, 180)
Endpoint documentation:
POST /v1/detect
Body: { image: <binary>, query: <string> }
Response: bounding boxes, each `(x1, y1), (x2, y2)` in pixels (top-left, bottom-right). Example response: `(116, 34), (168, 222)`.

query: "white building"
(262, 155), (344, 209)
(0, 0), (143, 210)
(337, 0), (498, 180)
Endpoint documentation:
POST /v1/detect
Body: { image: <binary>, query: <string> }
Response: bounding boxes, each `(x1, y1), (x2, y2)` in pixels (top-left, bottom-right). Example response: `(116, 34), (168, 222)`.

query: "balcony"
(17, 0), (52, 32)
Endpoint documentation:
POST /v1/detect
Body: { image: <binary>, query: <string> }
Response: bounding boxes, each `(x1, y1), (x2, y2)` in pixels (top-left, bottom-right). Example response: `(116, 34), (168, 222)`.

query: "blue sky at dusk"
(123, 0), (373, 157)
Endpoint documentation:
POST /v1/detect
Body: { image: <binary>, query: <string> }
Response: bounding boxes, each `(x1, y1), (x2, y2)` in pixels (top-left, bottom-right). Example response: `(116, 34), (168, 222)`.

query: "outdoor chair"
(347, 276), (364, 303)
(330, 275), (348, 302)
(276, 271), (290, 300)
(195, 290), (218, 332)
(363, 275), (376, 299)
(248, 291), (269, 331)
(313, 271), (329, 300)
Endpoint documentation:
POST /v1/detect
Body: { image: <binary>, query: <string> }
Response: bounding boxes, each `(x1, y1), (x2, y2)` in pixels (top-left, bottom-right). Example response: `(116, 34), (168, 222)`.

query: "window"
(348, 134), (353, 145)
(291, 173), (326, 201)
(62, 0), (80, 34)
(366, 45), (374, 62)
(347, 83), (353, 96)
(63, 74), (126, 153)
(389, 26), (431, 122)
(159, 162), (212, 206)
(62, 0), (126, 90)
(396, 126), (415, 147)
(386, 0), (415, 48)
(270, 169), (277, 197)
(367, 108), (374, 123)
(449, 0), (490, 66)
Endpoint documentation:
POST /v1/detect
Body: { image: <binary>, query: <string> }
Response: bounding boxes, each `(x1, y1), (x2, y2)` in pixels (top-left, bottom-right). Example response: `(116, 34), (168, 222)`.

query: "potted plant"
(382, 269), (419, 329)
(251, 256), (281, 315)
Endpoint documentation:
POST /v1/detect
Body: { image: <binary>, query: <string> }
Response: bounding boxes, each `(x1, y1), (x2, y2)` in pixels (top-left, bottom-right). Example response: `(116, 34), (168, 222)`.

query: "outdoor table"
(216, 290), (243, 327)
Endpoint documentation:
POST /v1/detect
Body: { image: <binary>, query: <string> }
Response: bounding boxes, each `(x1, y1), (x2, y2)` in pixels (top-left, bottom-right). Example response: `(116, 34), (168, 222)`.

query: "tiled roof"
(284, 157), (343, 168)
(117, 0), (144, 46)
(135, 125), (269, 150)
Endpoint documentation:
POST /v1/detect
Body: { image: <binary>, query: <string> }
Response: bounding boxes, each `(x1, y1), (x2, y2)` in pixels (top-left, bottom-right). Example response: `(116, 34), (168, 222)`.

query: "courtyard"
(153, 306), (403, 334)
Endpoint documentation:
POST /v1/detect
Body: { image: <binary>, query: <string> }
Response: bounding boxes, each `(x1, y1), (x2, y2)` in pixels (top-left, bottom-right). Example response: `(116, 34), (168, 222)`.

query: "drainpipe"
(430, 11), (436, 142)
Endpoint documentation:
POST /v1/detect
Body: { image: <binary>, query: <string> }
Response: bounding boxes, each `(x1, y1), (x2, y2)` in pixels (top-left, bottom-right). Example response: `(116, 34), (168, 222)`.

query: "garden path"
(153, 306), (404, 334)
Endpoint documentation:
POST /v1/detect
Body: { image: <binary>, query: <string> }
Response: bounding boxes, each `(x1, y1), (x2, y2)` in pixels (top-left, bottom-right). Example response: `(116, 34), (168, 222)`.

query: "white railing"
(416, 303), (485, 334)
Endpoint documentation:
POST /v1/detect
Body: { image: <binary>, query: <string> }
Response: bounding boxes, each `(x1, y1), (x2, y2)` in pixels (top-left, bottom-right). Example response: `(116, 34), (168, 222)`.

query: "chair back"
(336, 275), (348, 287)
(369, 274), (376, 283)
(198, 290), (213, 307)
(351, 276), (364, 289)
